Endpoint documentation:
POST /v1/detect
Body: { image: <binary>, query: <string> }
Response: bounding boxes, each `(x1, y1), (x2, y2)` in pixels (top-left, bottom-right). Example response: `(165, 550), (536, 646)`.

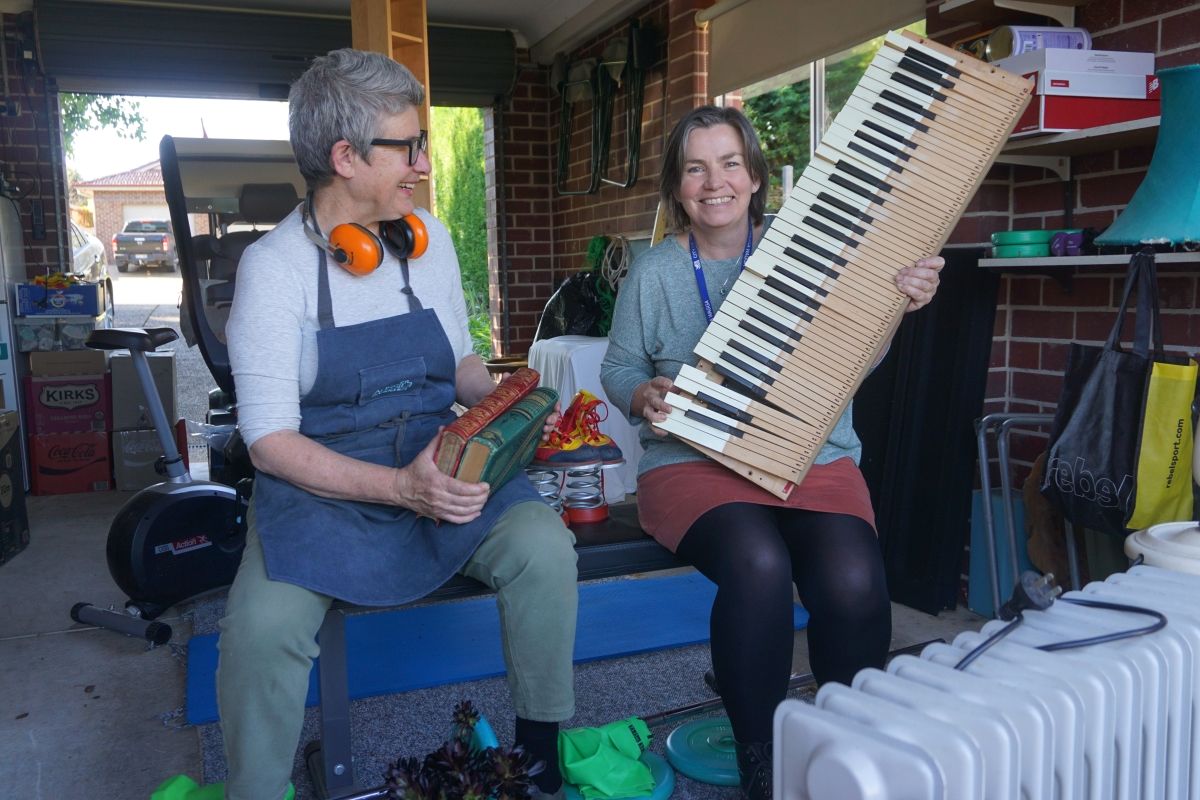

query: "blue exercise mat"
(186, 572), (809, 725)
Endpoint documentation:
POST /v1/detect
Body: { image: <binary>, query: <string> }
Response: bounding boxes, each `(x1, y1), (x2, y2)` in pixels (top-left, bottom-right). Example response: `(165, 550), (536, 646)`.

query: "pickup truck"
(112, 220), (177, 273)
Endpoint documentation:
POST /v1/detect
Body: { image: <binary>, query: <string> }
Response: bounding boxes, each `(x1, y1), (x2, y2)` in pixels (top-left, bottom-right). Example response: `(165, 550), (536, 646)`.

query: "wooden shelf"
(938, 0), (1089, 27)
(996, 116), (1160, 179)
(979, 251), (1200, 268)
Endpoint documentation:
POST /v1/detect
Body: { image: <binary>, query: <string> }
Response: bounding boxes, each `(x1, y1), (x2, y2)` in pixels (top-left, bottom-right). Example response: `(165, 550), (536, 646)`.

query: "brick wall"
(0, 12), (69, 278)
(931, 0), (1200, 484)
(487, 0), (714, 355)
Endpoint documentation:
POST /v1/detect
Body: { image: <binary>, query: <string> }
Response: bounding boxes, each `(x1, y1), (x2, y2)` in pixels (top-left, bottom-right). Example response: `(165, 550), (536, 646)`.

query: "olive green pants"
(216, 500), (578, 800)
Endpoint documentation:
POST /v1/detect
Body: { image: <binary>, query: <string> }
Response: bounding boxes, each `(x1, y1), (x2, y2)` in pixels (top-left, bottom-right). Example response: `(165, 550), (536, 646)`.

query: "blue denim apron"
(252, 246), (541, 606)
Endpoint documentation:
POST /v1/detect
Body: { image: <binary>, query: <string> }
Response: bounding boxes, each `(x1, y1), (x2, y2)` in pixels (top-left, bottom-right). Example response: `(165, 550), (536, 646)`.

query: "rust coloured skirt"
(636, 457), (877, 553)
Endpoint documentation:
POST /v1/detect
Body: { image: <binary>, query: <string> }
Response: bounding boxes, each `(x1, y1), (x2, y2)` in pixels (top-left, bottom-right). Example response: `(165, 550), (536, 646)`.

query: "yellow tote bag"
(1127, 358), (1198, 529)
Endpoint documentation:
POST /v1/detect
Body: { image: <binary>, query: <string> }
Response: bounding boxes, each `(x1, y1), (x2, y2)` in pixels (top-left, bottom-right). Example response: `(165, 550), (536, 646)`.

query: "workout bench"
(305, 505), (682, 799)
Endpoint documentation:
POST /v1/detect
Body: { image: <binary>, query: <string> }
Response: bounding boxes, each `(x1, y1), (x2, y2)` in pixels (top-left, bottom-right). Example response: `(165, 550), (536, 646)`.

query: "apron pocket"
(359, 357), (427, 410)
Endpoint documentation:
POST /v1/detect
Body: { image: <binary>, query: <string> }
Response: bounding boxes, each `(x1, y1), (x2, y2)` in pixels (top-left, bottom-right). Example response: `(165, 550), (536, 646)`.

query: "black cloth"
(676, 503), (891, 743)
(516, 716), (562, 793)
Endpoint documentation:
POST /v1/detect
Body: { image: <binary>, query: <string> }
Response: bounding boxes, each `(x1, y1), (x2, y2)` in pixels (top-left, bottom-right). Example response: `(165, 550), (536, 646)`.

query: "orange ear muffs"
(381, 214), (429, 260)
(325, 223), (385, 276)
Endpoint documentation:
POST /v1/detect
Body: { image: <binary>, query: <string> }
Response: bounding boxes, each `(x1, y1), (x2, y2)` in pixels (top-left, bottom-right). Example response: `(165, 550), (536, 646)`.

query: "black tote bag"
(1039, 249), (1162, 536)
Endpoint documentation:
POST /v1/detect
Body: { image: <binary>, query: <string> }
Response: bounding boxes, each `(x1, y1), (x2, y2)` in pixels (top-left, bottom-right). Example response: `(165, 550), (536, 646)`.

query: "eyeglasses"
(369, 130), (428, 166)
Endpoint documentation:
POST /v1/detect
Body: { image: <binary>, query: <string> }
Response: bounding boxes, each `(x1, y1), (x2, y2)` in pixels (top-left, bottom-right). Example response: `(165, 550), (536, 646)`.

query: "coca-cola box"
(0, 410), (30, 565)
(112, 421), (188, 491)
(24, 374), (111, 435)
(29, 431), (111, 495)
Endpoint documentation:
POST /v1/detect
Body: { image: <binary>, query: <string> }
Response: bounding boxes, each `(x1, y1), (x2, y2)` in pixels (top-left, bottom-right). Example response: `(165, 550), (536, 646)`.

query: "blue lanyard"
(689, 219), (755, 323)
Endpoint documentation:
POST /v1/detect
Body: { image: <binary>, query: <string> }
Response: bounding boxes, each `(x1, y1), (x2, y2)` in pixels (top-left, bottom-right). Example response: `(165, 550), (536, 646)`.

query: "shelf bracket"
(995, 153), (1070, 181)
(994, 0), (1076, 26)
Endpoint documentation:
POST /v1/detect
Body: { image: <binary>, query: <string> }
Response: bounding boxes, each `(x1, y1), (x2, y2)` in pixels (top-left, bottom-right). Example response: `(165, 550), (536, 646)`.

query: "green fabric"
(560, 717), (655, 799)
(149, 775), (294, 800)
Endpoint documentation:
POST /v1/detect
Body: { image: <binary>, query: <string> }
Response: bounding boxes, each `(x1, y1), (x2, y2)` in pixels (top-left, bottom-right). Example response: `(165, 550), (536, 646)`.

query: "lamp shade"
(1095, 65), (1200, 247)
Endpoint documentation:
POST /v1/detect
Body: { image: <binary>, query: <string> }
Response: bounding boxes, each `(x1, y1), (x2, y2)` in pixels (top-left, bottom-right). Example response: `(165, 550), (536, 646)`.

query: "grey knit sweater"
(600, 236), (864, 477)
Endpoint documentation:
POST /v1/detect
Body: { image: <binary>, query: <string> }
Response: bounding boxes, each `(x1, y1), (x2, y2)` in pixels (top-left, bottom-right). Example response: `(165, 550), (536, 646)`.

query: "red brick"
(1125, 0), (1187, 24)
(1118, 145), (1157, 171)
(989, 340), (1008, 368)
(1075, 310), (1117, 342)
(1041, 342), (1070, 374)
(1158, 276), (1196, 309)
(1161, 312), (1198, 348)
(969, 183), (1009, 213)
(1012, 165), (1051, 183)
(1044, 275), (1114, 307)
(1079, 170), (1147, 209)
(1009, 341), (1040, 370)
(947, 214), (1009, 245)
(1092, 21), (1159, 53)
(1156, 48), (1200, 68)
(1011, 309), (1073, 339)
(1012, 370), (1066, 404)
(993, 308), (1009, 336)
(1071, 209), (1119, 231)
(1013, 181), (1064, 214)
(1009, 276), (1042, 306)
(986, 368), (1008, 397)
(1078, 0), (1122, 31)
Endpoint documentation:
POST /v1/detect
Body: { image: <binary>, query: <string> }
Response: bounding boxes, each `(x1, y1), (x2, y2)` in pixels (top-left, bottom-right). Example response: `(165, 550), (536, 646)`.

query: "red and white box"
(24, 374), (111, 435)
(995, 49), (1161, 136)
(29, 431), (111, 495)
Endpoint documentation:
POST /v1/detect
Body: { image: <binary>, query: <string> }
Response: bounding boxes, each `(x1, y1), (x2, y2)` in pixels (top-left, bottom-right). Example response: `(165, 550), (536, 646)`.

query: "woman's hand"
(393, 434), (489, 524)
(542, 404), (562, 440)
(632, 376), (674, 437)
(896, 256), (945, 313)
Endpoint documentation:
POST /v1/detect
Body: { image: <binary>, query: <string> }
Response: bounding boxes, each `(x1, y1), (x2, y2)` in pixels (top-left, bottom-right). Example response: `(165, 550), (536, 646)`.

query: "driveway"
(107, 272), (216, 448)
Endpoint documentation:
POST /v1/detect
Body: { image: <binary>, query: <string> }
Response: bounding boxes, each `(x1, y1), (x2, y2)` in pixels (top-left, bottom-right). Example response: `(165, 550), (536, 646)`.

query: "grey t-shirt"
(600, 235), (864, 477)
(228, 207), (474, 448)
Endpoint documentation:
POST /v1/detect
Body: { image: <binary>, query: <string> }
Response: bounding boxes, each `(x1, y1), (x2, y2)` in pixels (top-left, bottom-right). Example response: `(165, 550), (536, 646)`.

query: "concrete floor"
(0, 270), (986, 797)
(0, 485), (985, 798)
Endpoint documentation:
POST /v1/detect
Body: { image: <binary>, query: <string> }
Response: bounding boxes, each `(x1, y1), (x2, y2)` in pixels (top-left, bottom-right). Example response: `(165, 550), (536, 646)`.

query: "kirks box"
(111, 421), (189, 491)
(29, 431), (111, 495)
(0, 410), (30, 566)
(15, 281), (108, 316)
(109, 352), (176, 431)
(994, 49), (1158, 99)
(24, 373), (111, 435)
(27, 349), (108, 377)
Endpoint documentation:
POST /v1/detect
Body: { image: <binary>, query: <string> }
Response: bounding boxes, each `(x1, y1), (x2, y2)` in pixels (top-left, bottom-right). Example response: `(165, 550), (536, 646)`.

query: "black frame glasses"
(369, 130), (428, 166)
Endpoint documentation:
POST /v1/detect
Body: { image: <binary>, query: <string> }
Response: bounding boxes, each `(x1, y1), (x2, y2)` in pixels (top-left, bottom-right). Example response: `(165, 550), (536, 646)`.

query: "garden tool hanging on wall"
(554, 20), (654, 195)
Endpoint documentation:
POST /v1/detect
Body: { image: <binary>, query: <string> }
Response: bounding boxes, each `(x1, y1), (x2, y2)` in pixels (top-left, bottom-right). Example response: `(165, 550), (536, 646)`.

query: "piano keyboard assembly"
(659, 30), (1034, 499)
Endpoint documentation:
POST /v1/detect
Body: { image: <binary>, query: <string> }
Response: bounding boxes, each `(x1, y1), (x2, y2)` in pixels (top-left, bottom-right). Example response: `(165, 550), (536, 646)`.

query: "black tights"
(675, 503), (891, 744)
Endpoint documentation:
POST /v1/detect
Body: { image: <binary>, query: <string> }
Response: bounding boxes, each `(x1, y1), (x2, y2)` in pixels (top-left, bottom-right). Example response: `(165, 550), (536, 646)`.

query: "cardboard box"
(1010, 94), (1160, 136)
(15, 311), (111, 352)
(0, 410), (30, 566)
(28, 349), (108, 377)
(24, 374), (111, 435)
(110, 352), (177, 431)
(111, 421), (189, 491)
(994, 49), (1157, 98)
(29, 431), (111, 495)
(15, 281), (107, 316)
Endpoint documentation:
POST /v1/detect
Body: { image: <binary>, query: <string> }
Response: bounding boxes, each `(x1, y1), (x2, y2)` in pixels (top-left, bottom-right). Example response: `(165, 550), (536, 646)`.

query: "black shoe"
(734, 740), (772, 800)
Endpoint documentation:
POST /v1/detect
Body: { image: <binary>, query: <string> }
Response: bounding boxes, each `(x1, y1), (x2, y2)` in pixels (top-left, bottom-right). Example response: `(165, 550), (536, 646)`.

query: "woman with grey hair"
(216, 49), (578, 800)
(601, 105), (944, 800)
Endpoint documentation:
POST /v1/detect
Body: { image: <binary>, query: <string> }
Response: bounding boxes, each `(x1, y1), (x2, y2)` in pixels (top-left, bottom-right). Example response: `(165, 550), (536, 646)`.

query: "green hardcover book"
(455, 388), (559, 489)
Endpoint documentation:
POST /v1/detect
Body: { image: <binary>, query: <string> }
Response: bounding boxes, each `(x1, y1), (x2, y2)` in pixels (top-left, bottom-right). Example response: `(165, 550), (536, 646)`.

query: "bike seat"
(87, 327), (179, 353)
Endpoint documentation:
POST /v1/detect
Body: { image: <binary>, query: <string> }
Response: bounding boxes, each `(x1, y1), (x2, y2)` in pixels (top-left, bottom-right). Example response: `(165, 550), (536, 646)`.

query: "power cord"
(954, 570), (1167, 671)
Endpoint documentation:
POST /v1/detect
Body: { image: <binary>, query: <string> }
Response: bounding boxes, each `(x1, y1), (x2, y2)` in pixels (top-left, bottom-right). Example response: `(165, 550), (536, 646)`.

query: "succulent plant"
(382, 701), (543, 800)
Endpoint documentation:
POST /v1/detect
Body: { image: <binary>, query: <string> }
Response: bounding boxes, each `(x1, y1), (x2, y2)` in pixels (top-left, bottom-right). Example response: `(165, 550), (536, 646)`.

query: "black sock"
(515, 716), (561, 793)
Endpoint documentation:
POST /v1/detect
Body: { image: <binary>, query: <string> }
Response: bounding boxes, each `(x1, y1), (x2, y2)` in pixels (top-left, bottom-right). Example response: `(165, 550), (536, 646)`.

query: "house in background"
(74, 160), (209, 262)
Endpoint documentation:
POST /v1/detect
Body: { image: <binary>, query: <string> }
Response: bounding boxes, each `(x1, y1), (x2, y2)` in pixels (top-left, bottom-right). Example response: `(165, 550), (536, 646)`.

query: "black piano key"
(891, 70), (949, 103)
(836, 160), (893, 193)
(880, 89), (936, 121)
(685, 408), (744, 438)
(756, 287), (812, 322)
(728, 339), (782, 373)
(872, 101), (930, 134)
(802, 215), (857, 247)
(712, 363), (768, 401)
(863, 119), (915, 150)
(829, 170), (887, 203)
(855, 130), (908, 162)
(899, 56), (954, 89)
(777, 244), (841, 279)
(775, 263), (829, 296)
(903, 46), (962, 79)
(696, 391), (754, 423)
(788, 235), (847, 266)
(738, 319), (794, 353)
(847, 140), (902, 173)
(765, 276), (821, 313)
(817, 191), (874, 224)
(747, 307), (802, 342)
(720, 352), (775, 386)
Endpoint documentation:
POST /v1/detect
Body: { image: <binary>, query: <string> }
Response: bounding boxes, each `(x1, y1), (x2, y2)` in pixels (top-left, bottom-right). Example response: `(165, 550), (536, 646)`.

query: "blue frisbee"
(664, 717), (739, 786)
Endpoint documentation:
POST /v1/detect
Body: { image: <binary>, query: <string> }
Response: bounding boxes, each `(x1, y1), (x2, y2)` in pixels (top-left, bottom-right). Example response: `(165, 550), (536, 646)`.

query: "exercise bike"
(86, 327), (248, 620)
